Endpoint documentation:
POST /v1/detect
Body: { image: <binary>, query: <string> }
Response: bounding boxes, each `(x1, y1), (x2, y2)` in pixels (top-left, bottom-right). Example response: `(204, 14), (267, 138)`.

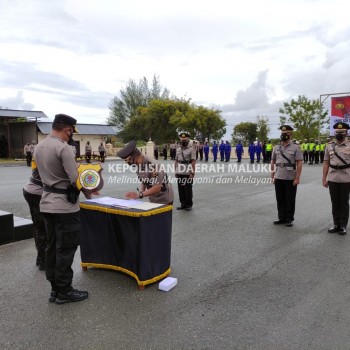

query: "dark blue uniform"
(235, 142), (243, 162)
(219, 141), (225, 161)
(212, 142), (218, 162)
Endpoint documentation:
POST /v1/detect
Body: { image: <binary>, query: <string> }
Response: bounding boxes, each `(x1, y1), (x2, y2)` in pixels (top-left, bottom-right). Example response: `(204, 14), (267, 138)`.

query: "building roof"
(0, 109), (48, 119)
(37, 122), (116, 135)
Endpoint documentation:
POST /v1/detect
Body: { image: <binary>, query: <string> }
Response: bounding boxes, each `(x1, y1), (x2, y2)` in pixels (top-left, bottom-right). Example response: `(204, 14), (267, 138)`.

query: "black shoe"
(273, 220), (286, 225)
(185, 207), (192, 211)
(55, 288), (89, 304)
(49, 290), (58, 303)
(177, 206), (186, 210)
(339, 226), (347, 235)
(285, 221), (293, 227)
(328, 225), (340, 233)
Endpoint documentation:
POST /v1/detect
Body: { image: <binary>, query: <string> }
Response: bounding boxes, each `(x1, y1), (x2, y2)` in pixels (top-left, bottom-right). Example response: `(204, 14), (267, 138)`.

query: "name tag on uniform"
(286, 167), (294, 171)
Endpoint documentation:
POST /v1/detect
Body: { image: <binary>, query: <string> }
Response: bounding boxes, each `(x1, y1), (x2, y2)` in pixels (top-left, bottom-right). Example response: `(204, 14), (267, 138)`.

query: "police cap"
(117, 140), (142, 159)
(333, 122), (350, 130)
(53, 114), (78, 133)
(279, 125), (294, 131)
(178, 131), (190, 139)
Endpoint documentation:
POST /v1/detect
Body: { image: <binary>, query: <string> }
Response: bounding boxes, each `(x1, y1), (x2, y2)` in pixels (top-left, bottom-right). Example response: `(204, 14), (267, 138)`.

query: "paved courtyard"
(1, 161), (350, 349)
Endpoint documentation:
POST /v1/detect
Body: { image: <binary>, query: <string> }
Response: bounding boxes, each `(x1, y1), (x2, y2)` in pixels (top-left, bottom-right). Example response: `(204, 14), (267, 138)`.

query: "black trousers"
(309, 151), (315, 164)
(303, 151), (308, 163)
(274, 179), (297, 222)
(177, 175), (193, 208)
(26, 152), (32, 166)
(320, 151), (324, 163)
(23, 189), (47, 265)
(42, 212), (80, 293)
(199, 150), (203, 161)
(265, 151), (272, 163)
(328, 181), (350, 226)
(99, 151), (105, 162)
(85, 152), (91, 163)
(315, 151), (320, 164)
(163, 149), (167, 160)
(154, 150), (158, 160)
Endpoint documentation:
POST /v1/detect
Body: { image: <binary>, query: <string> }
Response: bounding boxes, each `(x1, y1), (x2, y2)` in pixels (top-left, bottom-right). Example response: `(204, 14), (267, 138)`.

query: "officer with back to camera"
(323, 122), (350, 235)
(175, 132), (196, 211)
(271, 125), (303, 227)
(34, 113), (98, 304)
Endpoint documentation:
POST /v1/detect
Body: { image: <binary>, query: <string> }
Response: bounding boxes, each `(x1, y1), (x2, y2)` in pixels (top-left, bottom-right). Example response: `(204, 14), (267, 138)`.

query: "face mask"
(181, 141), (189, 147)
(335, 133), (345, 141)
(280, 133), (290, 141)
(65, 129), (74, 143)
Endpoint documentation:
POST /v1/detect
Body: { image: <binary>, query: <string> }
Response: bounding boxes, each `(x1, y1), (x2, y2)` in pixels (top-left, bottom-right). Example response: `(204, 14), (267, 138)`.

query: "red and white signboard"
(330, 96), (350, 135)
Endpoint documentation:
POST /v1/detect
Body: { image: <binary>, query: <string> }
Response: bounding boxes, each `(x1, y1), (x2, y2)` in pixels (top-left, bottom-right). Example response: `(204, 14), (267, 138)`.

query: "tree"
(171, 105), (226, 141)
(120, 98), (226, 144)
(256, 116), (270, 141)
(279, 95), (329, 140)
(107, 75), (170, 129)
(232, 122), (257, 146)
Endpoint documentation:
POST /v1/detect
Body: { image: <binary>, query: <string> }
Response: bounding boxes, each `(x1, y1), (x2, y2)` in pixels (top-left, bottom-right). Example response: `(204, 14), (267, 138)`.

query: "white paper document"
(129, 202), (164, 210)
(85, 196), (142, 207)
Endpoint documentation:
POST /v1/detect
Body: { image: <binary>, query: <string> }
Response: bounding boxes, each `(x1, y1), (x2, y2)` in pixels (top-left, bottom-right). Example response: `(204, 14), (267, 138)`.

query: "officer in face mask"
(271, 125), (303, 227)
(175, 132), (196, 210)
(323, 122), (350, 235)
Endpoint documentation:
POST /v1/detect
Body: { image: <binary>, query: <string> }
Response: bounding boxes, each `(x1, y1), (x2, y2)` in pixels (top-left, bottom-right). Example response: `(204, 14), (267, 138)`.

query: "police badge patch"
(76, 163), (104, 191)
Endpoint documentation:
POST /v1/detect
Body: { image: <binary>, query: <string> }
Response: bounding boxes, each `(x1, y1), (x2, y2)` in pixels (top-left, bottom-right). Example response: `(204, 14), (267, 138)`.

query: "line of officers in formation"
(22, 113), (350, 305)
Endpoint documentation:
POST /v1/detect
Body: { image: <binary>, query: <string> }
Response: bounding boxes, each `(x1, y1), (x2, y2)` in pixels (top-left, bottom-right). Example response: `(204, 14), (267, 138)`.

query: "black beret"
(178, 131), (190, 138)
(117, 140), (142, 159)
(279, 125), (294, 131)
(53, 114), (78, 133)
(333, 122), (350, 130)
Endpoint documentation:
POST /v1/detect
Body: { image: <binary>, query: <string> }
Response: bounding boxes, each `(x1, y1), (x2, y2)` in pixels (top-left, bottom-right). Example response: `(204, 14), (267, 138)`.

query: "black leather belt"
(43, 185), (68, 194)
(330, 164), (350, 170)
(30, 177), (43, 187)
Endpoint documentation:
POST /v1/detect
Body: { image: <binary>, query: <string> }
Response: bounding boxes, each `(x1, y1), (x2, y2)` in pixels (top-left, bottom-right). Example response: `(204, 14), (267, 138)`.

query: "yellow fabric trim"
(81, 262), (171, 286)
(80, 203), (173, 217)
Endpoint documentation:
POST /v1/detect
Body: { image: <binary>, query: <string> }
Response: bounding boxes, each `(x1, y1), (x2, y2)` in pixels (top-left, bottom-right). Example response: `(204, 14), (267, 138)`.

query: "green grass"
(0, 158), (26, 163)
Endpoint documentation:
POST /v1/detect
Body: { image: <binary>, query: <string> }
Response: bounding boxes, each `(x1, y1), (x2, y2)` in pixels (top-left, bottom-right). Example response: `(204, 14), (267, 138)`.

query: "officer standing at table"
(34, 113), (95, 304)
(271, 125), (303, 227)
(117, 140), (174, 205)
(175, 132), (196, 211)
(323, 122), (350, 235)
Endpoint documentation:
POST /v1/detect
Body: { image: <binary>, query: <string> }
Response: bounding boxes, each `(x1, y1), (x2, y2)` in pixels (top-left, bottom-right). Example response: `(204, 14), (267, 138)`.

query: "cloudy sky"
(1, 0), (349, 138)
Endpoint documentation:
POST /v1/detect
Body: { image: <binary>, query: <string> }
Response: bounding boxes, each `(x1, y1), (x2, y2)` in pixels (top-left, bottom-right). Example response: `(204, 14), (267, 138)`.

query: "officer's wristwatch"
(139, 191), (144, 198)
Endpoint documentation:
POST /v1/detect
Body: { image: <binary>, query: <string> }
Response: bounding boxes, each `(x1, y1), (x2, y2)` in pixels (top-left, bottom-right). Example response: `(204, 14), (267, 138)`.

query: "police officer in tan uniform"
(323, 122), (350, 235)
(34, 114), (96, 304)
(175, 132), (196, 211)
(24, 142), (33, 166)
(117, 140), (174, 204)
(23, 157), (47, 270)
(271, 125), (303, 227)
